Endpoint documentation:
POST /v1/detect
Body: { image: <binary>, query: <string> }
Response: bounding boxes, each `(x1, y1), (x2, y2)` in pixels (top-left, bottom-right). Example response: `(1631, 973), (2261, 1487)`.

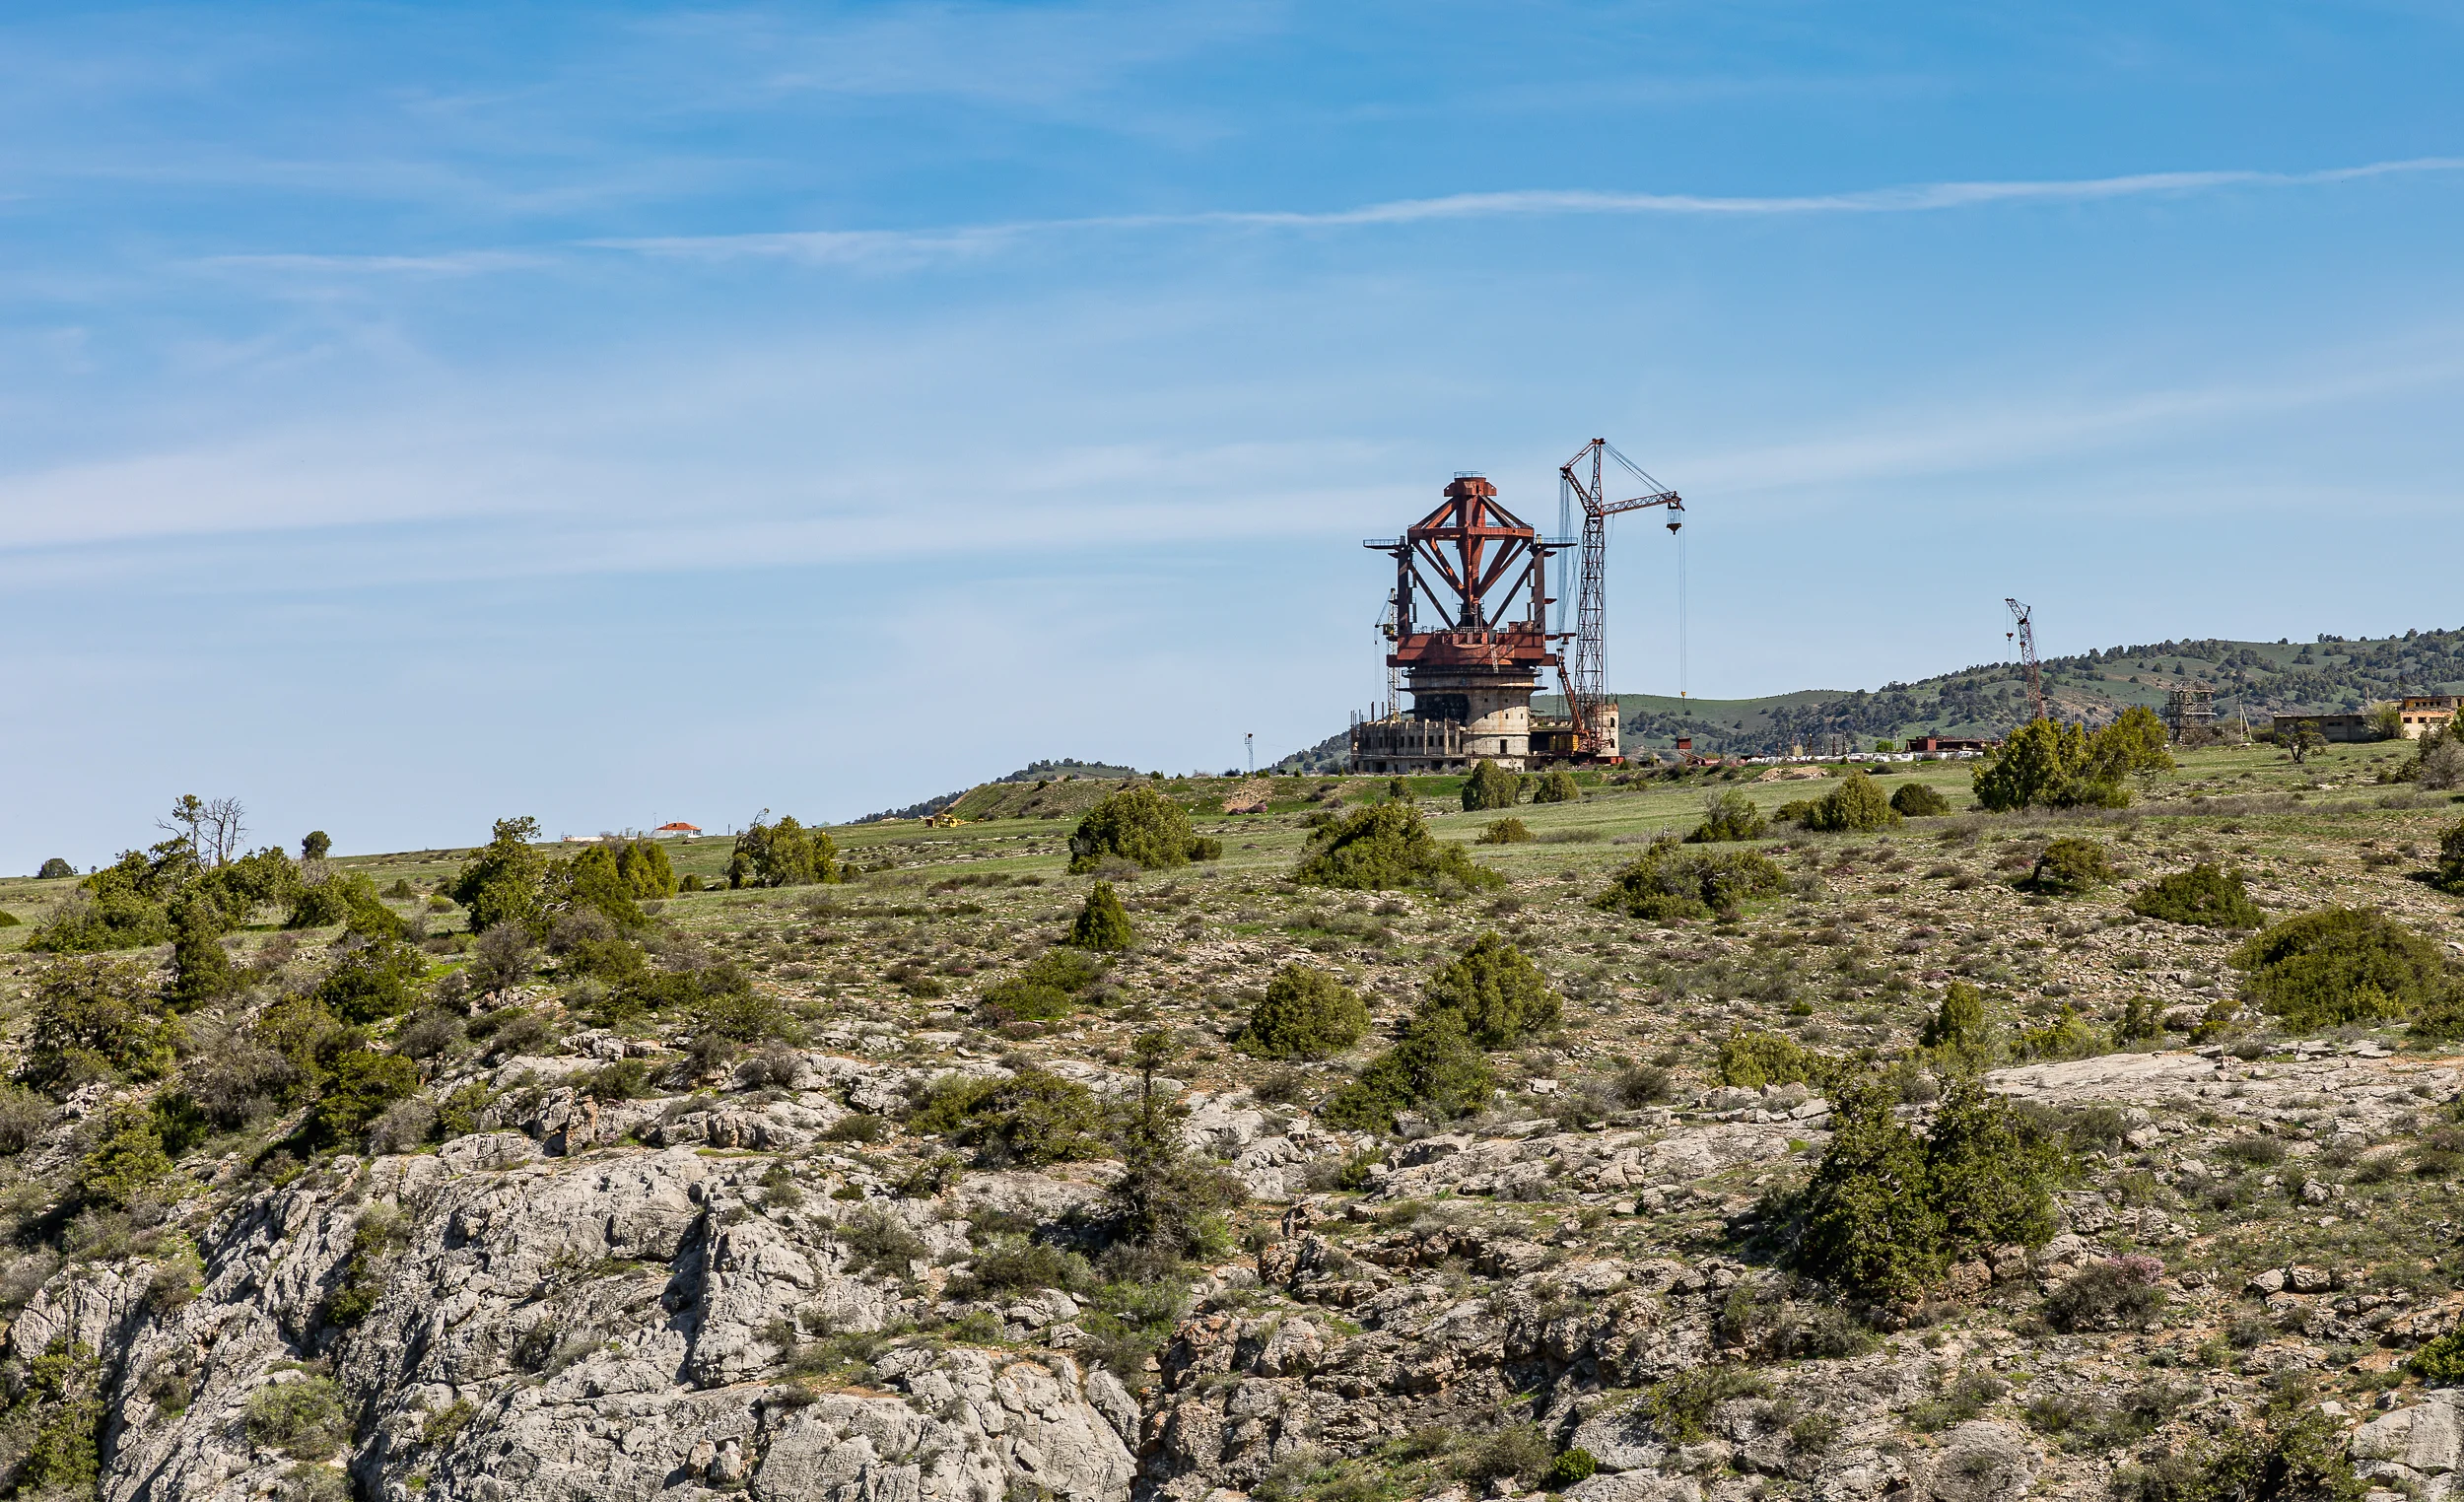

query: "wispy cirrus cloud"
(597, 155), (2464, 263)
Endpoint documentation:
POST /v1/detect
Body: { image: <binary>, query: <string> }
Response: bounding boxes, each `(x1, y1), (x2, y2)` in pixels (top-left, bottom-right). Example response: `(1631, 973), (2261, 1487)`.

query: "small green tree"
(36, 857), (75, 880)
(2131, 863), (2266, 927)
(1972, 719), (2071, 812)
(2024, 837), (2115, 895)
(1292, 804), (1504, 891)
(314, 1050), (421, 1143)
(2285, 718), (2327, 765)
(301, 831), (332, 861)
(728, 813), (838, 888)
(614, 838), (678, 898)
(1793, 1080), (1944, 1301)
(1320, 1013), (1498, 1132)
(2231, 907), (2445, 1030)
(1423, 932), (1560, 1046)
(1066, 881), (1135, 952)
(2370, 702), (2406, 741)
(1108, 1032), (1246, 1256)
(2434, 818), (2464, 894)
(1460, 759), (1521, 812)
(1888, 782), (1951, 817)
(1530, 769), (1581, 804)
(1716, 1030), (1818, 1088)
(1918, 981), (1992, 1068)
(164, 899), (239, 1012)
(21, 958), (181, 1096)
(14, 1339), (102, 1492)
(1066, 785), (1202, 873)
(451, 817), (549, 936)
(1241, 965), (1370, 1059)
(1475, 817), (1533, 845)
(1803, 772), (1899, 832)
(1924, 1078), (2062, 1253)
(317, 933), (431, 1024)
(1593, 839), (1789, 920)
(1686, 790), (1768, 843)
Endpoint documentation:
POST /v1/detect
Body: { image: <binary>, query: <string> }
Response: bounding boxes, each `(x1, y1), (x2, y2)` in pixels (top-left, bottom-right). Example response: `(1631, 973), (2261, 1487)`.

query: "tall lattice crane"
(2006, 597), (2046, 724)
(1558, 440), (1684, 756)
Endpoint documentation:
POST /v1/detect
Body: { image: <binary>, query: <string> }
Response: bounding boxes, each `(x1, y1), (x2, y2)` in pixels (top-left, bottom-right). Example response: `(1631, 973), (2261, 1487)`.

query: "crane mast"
(2006, 597), (2046, 724)
(1558, 439), (1683, 757)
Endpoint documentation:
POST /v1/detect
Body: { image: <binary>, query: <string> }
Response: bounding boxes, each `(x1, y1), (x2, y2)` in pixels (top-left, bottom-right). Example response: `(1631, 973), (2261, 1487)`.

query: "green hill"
(1530, 625), (2464, 758)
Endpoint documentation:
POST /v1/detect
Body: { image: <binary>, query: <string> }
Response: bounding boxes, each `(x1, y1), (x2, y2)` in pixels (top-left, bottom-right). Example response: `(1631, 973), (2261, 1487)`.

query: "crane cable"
(1677, 524), (1688, 701)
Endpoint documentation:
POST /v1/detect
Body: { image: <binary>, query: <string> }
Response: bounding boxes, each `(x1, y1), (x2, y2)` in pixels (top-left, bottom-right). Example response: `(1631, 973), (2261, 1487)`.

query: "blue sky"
(5, 2), (2463, 868)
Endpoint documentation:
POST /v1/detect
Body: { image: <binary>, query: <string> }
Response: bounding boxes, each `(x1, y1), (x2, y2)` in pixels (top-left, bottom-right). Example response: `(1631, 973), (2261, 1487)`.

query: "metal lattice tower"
(2006, 598), (2045, 724)
(1559, 440), (1683, 755)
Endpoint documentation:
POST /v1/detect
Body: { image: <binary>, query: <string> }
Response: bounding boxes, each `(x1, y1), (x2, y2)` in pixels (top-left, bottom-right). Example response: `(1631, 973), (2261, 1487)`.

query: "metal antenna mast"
(1558, 439), (1683, 756)
(2006, 598), (2046, 724)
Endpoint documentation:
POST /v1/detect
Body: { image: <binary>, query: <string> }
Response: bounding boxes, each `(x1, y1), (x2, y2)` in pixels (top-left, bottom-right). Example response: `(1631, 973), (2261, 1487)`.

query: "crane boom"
(1559, 439), (1683, 757)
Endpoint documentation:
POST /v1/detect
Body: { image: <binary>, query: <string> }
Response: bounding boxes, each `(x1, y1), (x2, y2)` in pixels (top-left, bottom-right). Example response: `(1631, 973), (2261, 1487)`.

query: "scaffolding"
(2164, 685), (2217, 741)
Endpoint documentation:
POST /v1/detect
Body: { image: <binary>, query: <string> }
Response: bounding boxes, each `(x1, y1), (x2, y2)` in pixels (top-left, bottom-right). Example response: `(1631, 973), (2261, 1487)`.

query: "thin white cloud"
(597, 155), (2464, 263)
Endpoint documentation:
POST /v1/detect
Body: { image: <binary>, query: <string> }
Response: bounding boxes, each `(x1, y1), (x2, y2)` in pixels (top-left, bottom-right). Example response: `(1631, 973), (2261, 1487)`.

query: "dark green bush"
(2437, 818), (2464, 893)
(74, 1106), (177, 1209)
(1686, 790), (1768, 844)
(1066, 881), (1134, 952)
(314, 1050), (420, 1143)
(316, 934), (430, 1024)
(1319, 1015), (1497, 1133)
(2024, 838), (2115, 895)
(1067, 786), (1204, 873)
(1530, 770), (1581, 805)
(21, 957), (181, 1096)
(36, 858), (74, 880)
(1802, 772), (1900, 833)
(1593, 838), (1789, 921)
(2230, 907), (2446, 1030)
(1291, 804), (1504, 892)
(450, 817), (548, 936)
(948, 1241), (1094, 1300)
(2014, 1003), (2108, 1062)
(978, 947), (1106, 1024)
(909, 1069), (1112, 1167)
(1475, 817), (1533, 845)
(1240, 964), (1370, 1059)
(1423, 932), (1559, 1047)
(1926, 1078), (2062, 1250)
(2410, 1330), (2464, 1383)
(1919, 981), (1990, 1060)
(1460, 759), (1522, 812)
(1543, 1447), (1597, 1489)
(1889, 783), (1952, 817)
(1716, 1030), (1820, 1088)
(0, 911), (18, 928)
(1645, 1366), (1770, 1443)
(1456, 1423), (1552, 1486)
(164, 901), (239, 1013)
(2130, 863), (2265, 927)
(726, 814), (839, 888)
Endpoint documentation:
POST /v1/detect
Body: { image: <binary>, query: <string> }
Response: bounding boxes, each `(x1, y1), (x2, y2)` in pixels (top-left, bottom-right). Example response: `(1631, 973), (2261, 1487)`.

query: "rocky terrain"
(2, 735), (2463, 1502)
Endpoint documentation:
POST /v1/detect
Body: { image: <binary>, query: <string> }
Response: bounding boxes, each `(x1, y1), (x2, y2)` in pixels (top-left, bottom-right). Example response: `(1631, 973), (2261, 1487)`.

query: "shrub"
(1460, 759), (1522, 812)
(1241, 965), (1370, 1059)
(2230, 907), (2445, 1030)
(1919, 981), (1990, 1058)
(1645, 1366), (1770, 1444)
(1067, 786), (1204, 873)
(1925, 1078), (2062, 1252)
(316, 934), (430, 1024)
(1530, 770), (1581, 805)
(948, 1242), (1095, 1300)
(2410, 1330), (2464, 1384)
(909, 1069), (1112, 1167)
(1802, 772), (1900, 833)
(1792, 1080), (1945, 1301)
(1476, 817), (1533, 845)
(2042, 1257), (2166, 1332)
(727, 814), (838, 888)
(36, 857), (74, 880)
(2434, 818), (2464, 893)
(978, 947), (1106, 1024)
(1423, 932), (1559, 1047)
(301, 831), (332, 861)
(1889, 783), (1951, 817)
(1109, 1033), (1248, 1257)
(1686, 790), (1768, 844)
(0, 1085), (50, 1154)
(2023, 837), (2113, 895)
(1593, 838), (1789, 921)
(15, 1338), (102, 1491)
(1320, 1015), (1497, 1133)
(244, 1378), (348, 1460)
(165, 901), (240, 1012)
(1717, 1030), (1820, 1089)
(0, 911), (16, 927)
(1065, 881), (1134, 952)
(450, 817), (549, 936)
(1457, 1423), (1552, 1486)
(21, 957), (181, 1095)
(1291, 804), (1504, 892)
(2131, 863), (2265, 927)
(2014, 1003), (2108, 1061)
(1543, 1447), (1598, 1489)
(75, 1106), (178, 1209)
(467, 922), (536, 992)
(314, 1050), (421, 1143)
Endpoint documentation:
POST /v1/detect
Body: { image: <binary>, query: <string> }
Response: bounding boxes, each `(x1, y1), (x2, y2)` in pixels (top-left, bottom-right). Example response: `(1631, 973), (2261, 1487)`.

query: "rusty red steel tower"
(1351, 473), (1562, 774)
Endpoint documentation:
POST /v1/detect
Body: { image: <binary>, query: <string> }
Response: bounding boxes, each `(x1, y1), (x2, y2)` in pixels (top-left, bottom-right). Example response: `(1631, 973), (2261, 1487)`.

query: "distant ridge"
(852, 759), (1139, 823)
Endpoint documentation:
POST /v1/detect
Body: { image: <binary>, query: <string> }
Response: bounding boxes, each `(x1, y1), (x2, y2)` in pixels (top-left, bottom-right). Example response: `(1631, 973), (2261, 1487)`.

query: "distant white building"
(653, 822), (703, 838)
